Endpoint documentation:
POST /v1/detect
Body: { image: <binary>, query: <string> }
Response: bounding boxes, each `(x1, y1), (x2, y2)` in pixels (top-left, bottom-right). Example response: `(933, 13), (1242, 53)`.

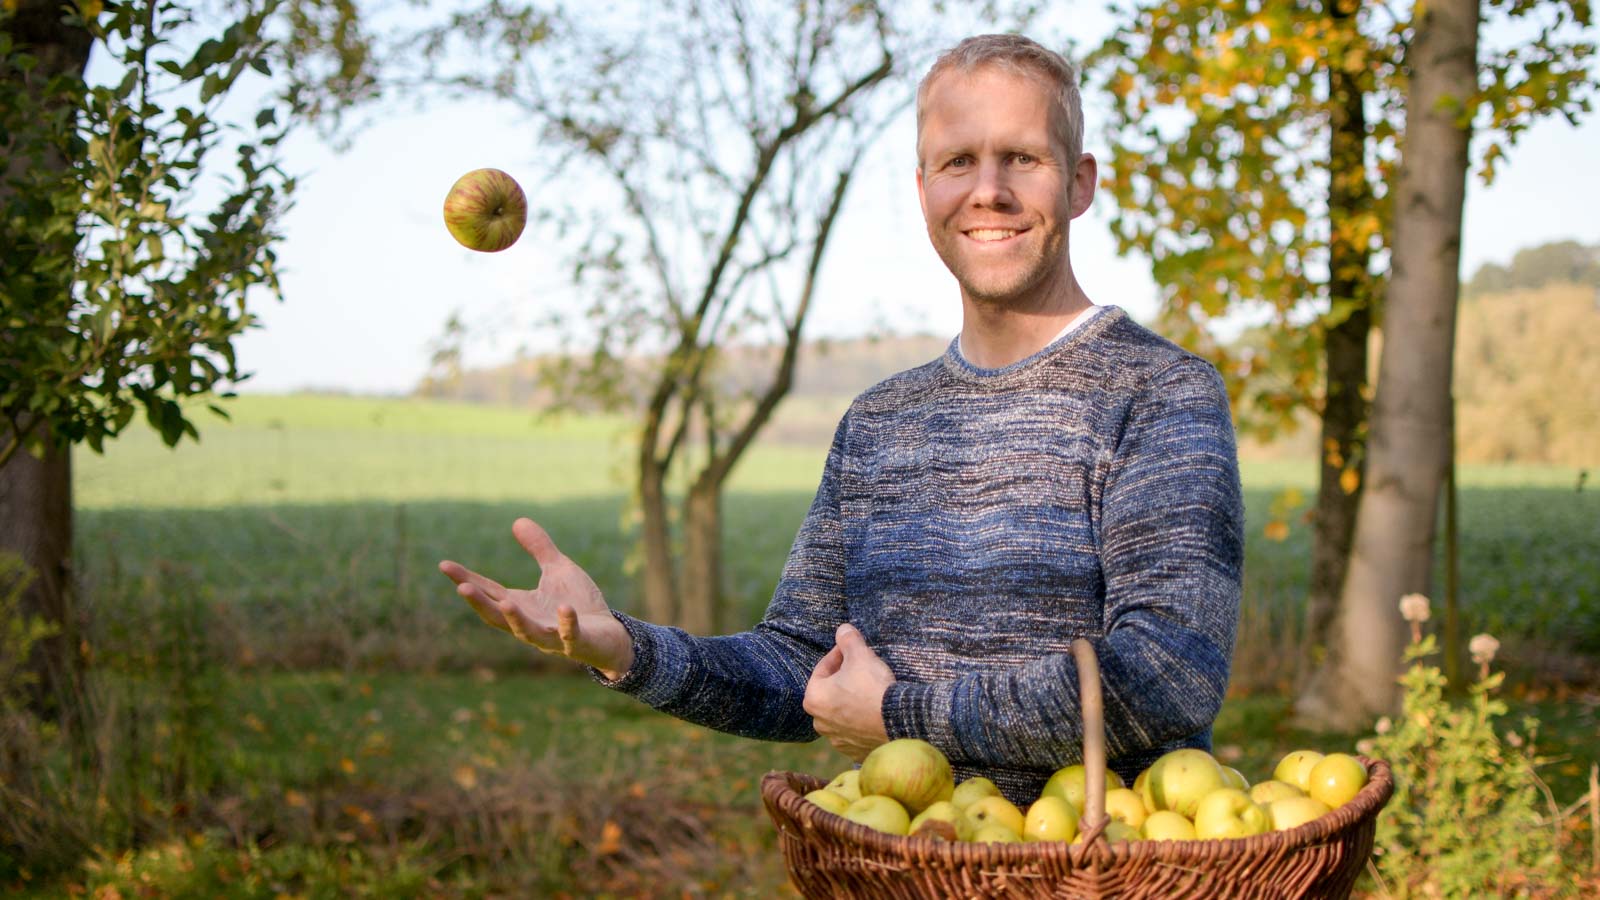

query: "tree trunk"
(678, 478), (722, 635)
(1303, 0), (1374, 673)
(1295, 0), (1479, 730)
(2, 1), (94, 726)
(0, 428), (80, 723)
(636, 452), (677, 627)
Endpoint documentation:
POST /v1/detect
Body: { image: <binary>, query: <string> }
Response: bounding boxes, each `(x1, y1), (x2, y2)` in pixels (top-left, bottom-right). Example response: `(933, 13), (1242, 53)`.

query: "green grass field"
(12, 391), (1594, 896)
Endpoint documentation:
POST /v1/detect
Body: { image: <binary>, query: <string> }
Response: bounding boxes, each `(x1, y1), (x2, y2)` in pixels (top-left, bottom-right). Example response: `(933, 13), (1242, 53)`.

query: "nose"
(969, 159), (1016, 209)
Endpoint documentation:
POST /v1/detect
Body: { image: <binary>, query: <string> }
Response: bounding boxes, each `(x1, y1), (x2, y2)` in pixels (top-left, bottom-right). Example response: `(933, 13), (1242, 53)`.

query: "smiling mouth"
(964, 228), (1025, 243)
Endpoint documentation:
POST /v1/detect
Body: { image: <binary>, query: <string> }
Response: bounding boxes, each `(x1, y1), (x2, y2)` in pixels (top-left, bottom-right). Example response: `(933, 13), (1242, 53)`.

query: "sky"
(206, 12), (1600, 396)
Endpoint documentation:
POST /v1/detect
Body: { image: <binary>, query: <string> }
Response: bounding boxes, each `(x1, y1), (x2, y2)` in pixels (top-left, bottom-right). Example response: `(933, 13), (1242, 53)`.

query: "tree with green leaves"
(286, 0), (1041, 634)
(1091, 0), (1594, 718)
(1, 0), (293, 719)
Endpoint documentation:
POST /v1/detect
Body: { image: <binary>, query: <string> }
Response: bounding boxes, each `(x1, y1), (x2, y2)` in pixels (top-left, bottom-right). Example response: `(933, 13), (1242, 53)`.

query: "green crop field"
(13, 392), (1594, 897)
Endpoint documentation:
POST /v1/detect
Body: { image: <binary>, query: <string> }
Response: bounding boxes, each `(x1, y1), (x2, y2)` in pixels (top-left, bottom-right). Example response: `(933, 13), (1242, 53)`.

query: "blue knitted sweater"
(599, 306), (1244, 803)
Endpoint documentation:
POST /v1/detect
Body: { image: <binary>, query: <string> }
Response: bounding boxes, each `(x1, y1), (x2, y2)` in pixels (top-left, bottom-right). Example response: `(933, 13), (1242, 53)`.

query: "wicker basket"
(761, 639), (1394, 899)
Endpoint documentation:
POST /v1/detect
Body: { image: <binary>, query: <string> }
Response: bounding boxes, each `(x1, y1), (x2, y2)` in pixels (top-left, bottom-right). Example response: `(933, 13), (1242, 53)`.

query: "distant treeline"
(418, 241), (1598, 466)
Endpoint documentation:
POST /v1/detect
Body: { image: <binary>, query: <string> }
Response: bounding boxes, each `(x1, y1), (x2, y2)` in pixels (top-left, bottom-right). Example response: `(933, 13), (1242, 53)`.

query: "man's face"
(916, 65), (1093, 308)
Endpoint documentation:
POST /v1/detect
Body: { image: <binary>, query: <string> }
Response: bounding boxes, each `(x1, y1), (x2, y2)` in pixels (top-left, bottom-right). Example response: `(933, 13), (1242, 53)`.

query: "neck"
(959, 270), (1094, 369)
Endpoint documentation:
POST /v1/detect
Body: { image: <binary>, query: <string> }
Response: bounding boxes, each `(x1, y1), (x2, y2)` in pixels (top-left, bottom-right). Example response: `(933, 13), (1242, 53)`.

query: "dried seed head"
(1399, 593), (1431, 624)
(1469, 633), (1500, 667)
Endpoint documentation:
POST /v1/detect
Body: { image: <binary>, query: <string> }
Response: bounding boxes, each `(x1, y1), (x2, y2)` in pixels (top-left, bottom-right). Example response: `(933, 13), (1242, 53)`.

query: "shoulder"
(1092, 312), (1226, 400)
(844, 342), (953, 416)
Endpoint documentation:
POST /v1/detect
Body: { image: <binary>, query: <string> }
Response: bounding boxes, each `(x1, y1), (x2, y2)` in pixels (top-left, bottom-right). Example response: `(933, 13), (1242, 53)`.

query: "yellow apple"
(842, 795), (910, 835)
(1143, 748), (1226, 818)
(950, 776), (1002, 810)
(1131, 767), (1155, 812)
(1268, 795), (1333, 831)
(1040, 763), (1125, 812)
(972, 823), (1022, 843)
(1220, 765), (1250, 791)
(1023, 795), (1080, 842)
(964, 794), (1026, 836)
(1248, 779), (1305, 806)
(826, 768), (862, 802)
(1140, 810), (1197, 841)
(1273, 750), (1325, 792)
(1103, 787), (1149, 828)
(1306, 753), (1368, 808)
(910, 800), (972, 841)
(1192, 788), (1270, 840)
(859, 738), (954, 814)
(804, 788), (852, 816)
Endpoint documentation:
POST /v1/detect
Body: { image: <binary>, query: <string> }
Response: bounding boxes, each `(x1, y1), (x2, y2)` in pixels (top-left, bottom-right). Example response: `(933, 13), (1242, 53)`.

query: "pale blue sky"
(196, 8), (1600, 395)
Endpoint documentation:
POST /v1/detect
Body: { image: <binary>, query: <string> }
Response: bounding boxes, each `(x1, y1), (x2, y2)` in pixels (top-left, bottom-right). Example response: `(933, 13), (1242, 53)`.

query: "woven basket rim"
(761, 755), (1393, 866)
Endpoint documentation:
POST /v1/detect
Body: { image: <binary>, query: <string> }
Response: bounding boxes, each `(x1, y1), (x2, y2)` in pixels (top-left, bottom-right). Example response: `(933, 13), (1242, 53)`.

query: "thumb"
(513, 517), (563, 568)
(835, 623), (868, 657)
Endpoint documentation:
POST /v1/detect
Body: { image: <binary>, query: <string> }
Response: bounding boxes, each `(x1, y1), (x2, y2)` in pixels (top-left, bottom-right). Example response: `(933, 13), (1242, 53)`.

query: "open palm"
(439, 517), (632, 678)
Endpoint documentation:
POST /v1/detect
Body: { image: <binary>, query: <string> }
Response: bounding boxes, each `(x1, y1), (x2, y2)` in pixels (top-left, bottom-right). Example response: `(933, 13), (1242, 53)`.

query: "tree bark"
(2, 1), (94, 725)
(1295, 0), (1479, 730)
(1303, 0), (1374, 673)
(679, 478), (722, 635)
(636, 453), (677, 628)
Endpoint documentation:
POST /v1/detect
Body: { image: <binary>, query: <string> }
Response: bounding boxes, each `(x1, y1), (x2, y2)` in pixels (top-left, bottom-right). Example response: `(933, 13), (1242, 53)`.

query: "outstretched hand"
(804, 623), (895, 761)
(439, 518), (634, 680)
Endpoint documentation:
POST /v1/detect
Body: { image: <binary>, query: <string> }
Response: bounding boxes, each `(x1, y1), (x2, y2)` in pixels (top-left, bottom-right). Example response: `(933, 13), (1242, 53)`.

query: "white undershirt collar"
(957, 303), (1103, 364)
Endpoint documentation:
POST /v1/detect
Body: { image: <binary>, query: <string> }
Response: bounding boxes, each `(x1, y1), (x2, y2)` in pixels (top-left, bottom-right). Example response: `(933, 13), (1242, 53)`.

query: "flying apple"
(1268, 795), (1333, 831)
(842, 794), (911, 835)
(859, 738), (954, 814)
(1140, 810), (1197, 841)
(1142, 748), (1226, 819)
(1192, 788), (1270, 840)
(442, 168), (528, 252)
(1273, 750), (1325, 792)
(1306, 753), (1368, 808)
(1023, 795), (1080, 842)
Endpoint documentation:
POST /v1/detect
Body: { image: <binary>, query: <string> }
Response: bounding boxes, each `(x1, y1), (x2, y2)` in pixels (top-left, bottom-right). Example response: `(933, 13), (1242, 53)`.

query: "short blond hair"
(915, 34), (1083, 170)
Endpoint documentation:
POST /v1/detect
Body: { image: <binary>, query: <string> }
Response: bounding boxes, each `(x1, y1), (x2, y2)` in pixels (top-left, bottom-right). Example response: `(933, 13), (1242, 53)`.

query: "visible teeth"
(968, 229), (1018, 242)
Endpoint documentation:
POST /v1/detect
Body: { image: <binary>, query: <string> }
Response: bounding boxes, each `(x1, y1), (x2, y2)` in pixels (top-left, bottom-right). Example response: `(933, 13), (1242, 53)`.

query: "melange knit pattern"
(596, 305), (1245, 804)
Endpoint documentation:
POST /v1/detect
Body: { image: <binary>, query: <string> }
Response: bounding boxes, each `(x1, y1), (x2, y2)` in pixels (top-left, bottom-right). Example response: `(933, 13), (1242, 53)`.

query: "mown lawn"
(8, 392), (1592, 896)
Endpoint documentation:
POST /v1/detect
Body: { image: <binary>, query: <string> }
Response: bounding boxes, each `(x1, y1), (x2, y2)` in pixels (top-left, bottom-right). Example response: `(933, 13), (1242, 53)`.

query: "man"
(438, 34), (1244, 803)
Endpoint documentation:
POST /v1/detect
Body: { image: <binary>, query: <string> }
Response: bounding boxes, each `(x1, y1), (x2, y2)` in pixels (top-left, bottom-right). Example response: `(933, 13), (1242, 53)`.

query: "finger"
(556, 605), (580, 657)
(439, 560), (509, 600)
(809, 644), (844, 681)
(512, 518), (565, 569)
(457, 583), (510, 632)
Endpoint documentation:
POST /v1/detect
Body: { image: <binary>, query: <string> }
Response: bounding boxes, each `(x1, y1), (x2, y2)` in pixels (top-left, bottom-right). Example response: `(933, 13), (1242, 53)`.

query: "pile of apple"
(803, 739), (1369, 844)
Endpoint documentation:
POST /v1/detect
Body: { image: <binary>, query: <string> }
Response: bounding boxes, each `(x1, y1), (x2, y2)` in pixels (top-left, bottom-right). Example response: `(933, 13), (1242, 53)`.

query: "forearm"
(595, 612), (827, 742)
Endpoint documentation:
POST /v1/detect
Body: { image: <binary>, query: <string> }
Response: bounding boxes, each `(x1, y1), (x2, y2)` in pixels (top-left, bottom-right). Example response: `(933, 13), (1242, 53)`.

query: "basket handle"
(1072, 638), (1109, 837)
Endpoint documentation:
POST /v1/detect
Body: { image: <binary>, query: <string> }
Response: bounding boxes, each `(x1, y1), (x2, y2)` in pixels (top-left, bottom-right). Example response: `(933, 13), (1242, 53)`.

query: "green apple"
(1140, 810), (1197, 841)
(804, 788), (852, 816)
(1103, 787), (1148, 828)
(1077, 820), (1141, 844)
(971, 823), (1022, 843)
(910, 800), (971, 841)
(1022, 795), (1080, 842)
(842, 795), (910, 835)
(1142, 748), (1226, 818)
(859, 738), (954, 814)
(950, 776), (1002, 810)
(1040, 763), (1124, 811)
(1273, 750), (1325, 792)
(1192, 788), (1270, 840)
(1131, 767), (1154, 812)
(1220, 765), (1250, 791)
(1268, 795), (1333, 831)
(1248, 780), (1305, 806)
(964, 794), (1025, 835)
(1306, 753), (1368, 808)
(826, 768), (863, 802)
(441, 168), (528, 252)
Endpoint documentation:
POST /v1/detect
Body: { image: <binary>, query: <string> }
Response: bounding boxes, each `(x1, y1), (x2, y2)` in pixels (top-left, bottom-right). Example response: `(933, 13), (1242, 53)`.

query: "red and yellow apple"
(442, 168), (528, 252)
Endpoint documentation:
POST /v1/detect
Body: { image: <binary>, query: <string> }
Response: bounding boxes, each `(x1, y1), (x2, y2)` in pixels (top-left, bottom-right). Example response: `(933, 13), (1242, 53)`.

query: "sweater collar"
(942, 305), (1125, 383)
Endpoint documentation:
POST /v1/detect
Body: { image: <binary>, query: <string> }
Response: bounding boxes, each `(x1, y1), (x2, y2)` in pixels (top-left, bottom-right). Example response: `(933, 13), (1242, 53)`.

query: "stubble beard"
(936, 227), (1068, 310)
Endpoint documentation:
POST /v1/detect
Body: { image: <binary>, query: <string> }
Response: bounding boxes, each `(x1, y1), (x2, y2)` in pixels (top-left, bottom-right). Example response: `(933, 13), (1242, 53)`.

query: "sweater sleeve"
(587, 416), (853, 742)
(879, 357), (1244, 769)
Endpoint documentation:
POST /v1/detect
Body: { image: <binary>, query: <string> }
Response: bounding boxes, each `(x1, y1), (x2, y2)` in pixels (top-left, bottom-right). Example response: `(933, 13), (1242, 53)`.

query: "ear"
(1069, 152), (1097, 220)
(915, 164), (928, 218)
